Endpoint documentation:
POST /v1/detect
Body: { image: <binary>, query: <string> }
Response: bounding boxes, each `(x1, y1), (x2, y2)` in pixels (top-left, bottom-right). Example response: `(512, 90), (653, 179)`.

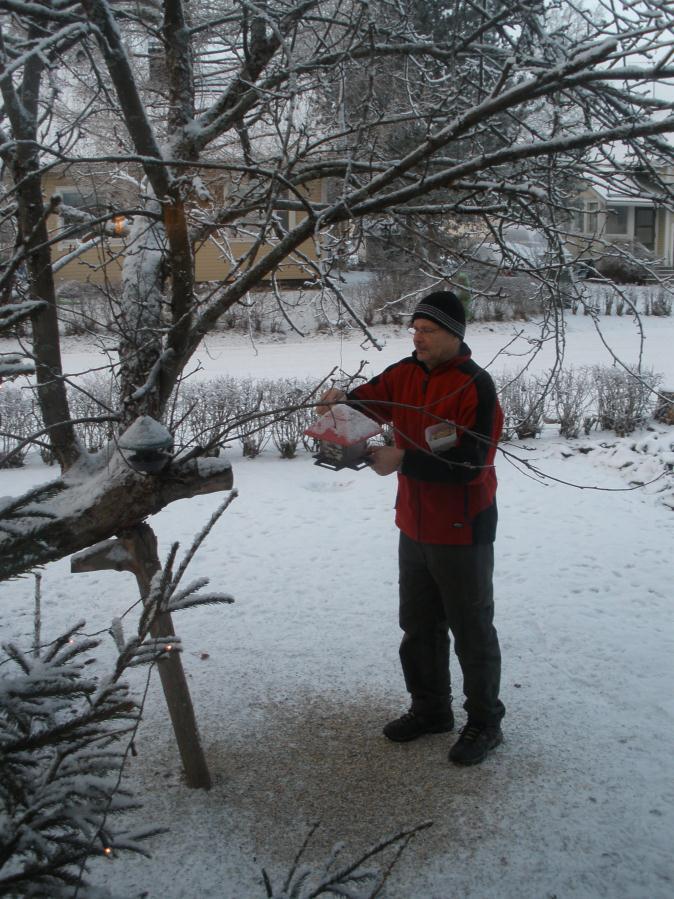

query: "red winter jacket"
(348, 344), (503, 545)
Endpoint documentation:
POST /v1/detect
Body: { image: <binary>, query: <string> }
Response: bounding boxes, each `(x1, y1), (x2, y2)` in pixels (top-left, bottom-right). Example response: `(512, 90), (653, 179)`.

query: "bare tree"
(0, 0), (673, 580)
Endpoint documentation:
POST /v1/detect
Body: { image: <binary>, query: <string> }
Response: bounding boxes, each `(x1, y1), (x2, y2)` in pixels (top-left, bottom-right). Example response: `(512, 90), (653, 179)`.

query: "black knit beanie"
(411, 290), (466, 340)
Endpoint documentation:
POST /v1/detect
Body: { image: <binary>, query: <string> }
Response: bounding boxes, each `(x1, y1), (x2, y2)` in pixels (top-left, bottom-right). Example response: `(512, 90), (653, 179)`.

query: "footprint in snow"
(302, 480), (355, 492)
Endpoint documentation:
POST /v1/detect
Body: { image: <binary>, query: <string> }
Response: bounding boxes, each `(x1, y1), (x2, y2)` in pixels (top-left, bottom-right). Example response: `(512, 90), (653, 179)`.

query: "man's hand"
(367, 445), (404, 476)
(316, 387), (346, 416)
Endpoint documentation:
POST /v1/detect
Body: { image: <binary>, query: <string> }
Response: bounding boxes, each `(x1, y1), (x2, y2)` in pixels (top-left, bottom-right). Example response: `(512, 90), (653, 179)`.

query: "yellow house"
(41, 164), (326, 287)
(567, 168), (674, 271)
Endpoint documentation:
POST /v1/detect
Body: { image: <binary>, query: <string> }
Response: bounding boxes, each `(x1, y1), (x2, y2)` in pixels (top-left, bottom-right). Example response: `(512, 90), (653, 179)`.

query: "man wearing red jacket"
(321, 290), (505, 765)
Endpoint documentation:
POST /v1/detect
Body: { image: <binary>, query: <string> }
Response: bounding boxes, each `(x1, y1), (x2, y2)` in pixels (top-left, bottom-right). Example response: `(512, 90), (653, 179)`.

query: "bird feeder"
(304, 403), (382, 470)
(119, 415), (173, 474)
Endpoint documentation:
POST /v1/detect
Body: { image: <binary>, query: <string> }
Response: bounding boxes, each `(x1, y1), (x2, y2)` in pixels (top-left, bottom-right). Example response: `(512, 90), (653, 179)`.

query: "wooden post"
(72, 524), (212, 789)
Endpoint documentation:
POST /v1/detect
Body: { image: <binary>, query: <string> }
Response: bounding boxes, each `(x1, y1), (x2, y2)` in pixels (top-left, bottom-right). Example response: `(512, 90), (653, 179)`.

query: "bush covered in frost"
(494, 365), (660, 441)
(0, 385), (38, 467)
(593, 365), (661, 437)
(551, 367), (595, 439)
(0, 364), (666, 469)
(494, 370), (546, 439)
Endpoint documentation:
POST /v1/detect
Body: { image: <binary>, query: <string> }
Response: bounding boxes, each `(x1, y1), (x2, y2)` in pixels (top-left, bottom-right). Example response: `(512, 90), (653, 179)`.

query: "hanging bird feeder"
(304, 403), (382, 471)
(119, 415), (173, 474)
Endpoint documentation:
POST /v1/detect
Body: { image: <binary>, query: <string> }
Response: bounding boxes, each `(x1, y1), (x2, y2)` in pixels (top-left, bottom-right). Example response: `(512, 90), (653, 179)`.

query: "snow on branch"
(0, 21), (90, 84)
(165, 577), (234, 613)
(1, 482), (238, 893)
(0, 450), (234, 581)
(0, 300), (47, 333)
(0, 351), (35, 377)
(0, 623), (161, 895)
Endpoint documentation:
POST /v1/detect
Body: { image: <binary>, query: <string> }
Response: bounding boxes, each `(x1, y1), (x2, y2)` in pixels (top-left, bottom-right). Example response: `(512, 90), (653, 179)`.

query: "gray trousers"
(398, 532), (505, 727)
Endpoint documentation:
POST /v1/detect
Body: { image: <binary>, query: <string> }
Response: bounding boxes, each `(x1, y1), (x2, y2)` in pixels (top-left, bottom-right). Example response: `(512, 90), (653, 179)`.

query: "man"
(320, 290), (505, 766)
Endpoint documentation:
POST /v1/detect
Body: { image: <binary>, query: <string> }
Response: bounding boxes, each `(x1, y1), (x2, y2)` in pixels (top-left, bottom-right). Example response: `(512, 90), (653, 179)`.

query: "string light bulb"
(103, 846), (113, 858)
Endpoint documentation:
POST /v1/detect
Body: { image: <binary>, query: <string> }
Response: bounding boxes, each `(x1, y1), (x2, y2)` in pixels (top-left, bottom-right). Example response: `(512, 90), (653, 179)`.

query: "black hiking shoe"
(448, 723), (503, 766)
(383, 709), (454, 743)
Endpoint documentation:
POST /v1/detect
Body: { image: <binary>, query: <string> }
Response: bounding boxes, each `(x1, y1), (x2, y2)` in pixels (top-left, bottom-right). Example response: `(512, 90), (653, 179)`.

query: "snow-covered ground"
(1, 313), (673, 898)
(28, 303), (674, 385)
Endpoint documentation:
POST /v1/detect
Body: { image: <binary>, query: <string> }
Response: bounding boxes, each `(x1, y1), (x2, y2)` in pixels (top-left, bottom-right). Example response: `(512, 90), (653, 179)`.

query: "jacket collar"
(411, 342), (472, 374)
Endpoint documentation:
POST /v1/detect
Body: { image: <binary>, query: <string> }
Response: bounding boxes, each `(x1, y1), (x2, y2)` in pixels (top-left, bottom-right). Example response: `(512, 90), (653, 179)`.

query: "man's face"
(409, 318), (461, 370)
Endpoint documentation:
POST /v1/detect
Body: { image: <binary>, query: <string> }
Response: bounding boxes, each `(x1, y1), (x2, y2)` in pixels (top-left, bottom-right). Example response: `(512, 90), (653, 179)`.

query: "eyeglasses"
(408, 326), (441, 336)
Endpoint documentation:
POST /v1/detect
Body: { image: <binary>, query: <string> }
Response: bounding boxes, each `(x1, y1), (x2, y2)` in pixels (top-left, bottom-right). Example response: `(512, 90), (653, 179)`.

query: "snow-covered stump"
(71, 525), (212, 790)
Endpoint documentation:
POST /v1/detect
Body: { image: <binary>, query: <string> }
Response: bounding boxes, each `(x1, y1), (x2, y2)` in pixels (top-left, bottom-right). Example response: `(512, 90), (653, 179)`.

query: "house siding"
(54, 244), (124, 284)
(656, 208), (667, 259)
(194, 234), (319, 284)
(40, 167), (325, 287)
(568, 173), (674, 267)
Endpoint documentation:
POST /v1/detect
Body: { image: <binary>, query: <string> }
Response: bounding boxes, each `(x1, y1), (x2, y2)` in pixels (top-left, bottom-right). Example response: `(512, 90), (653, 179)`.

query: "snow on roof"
(603, 193), (658, 205)
(304, 404), (381, 447)
(581, 167), (674, 204)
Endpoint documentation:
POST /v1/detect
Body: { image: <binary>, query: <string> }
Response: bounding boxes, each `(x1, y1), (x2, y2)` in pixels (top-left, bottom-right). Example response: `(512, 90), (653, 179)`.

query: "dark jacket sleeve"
(401, 369), (501, 485)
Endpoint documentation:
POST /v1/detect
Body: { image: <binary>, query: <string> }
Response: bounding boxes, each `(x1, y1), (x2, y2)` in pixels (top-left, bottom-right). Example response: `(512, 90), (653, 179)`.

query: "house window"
(59, 187), (119, 242)
(572, 205), (585, 232)
(60, 187), (99, 211)
(634, 207), (655, 251)
(585, 201), (599, 234)
(58, 187), (106, 240)
(274, 206), (290, 232)
(572, 200), (599, 234)
(606, 206), (628, 235)
(148, 44), (166, 83)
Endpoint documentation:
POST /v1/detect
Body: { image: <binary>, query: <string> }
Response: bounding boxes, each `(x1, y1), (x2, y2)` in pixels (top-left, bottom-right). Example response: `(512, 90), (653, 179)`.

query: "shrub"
(649, 288), (672, 317)
(269, 379), (315, 459)
(9, 363), (668, 472)
(594, 365), (660, 436)
(345, 270), (425, 326)
(0, 517), (234, 897)
(57, 282), (115, 336)
(495, 371), (546, 439)
(454, 272), (472, 320)
(592, 241), (657, 284)
(69, 373), (119, 452)
(0, 385), (34, 467)
(348, 281), (379, 326)
(233, 377), (271, 457)
(169, 376), (240, 455)
(552, 367), (593, 439)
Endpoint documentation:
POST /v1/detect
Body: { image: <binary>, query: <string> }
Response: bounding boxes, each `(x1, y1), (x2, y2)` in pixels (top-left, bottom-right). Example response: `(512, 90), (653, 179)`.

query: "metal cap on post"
(119, 416), (173, 474)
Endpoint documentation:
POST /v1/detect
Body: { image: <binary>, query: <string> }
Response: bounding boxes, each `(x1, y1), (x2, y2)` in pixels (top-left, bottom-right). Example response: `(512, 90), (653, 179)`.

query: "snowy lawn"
(1, 315), (673, 898)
